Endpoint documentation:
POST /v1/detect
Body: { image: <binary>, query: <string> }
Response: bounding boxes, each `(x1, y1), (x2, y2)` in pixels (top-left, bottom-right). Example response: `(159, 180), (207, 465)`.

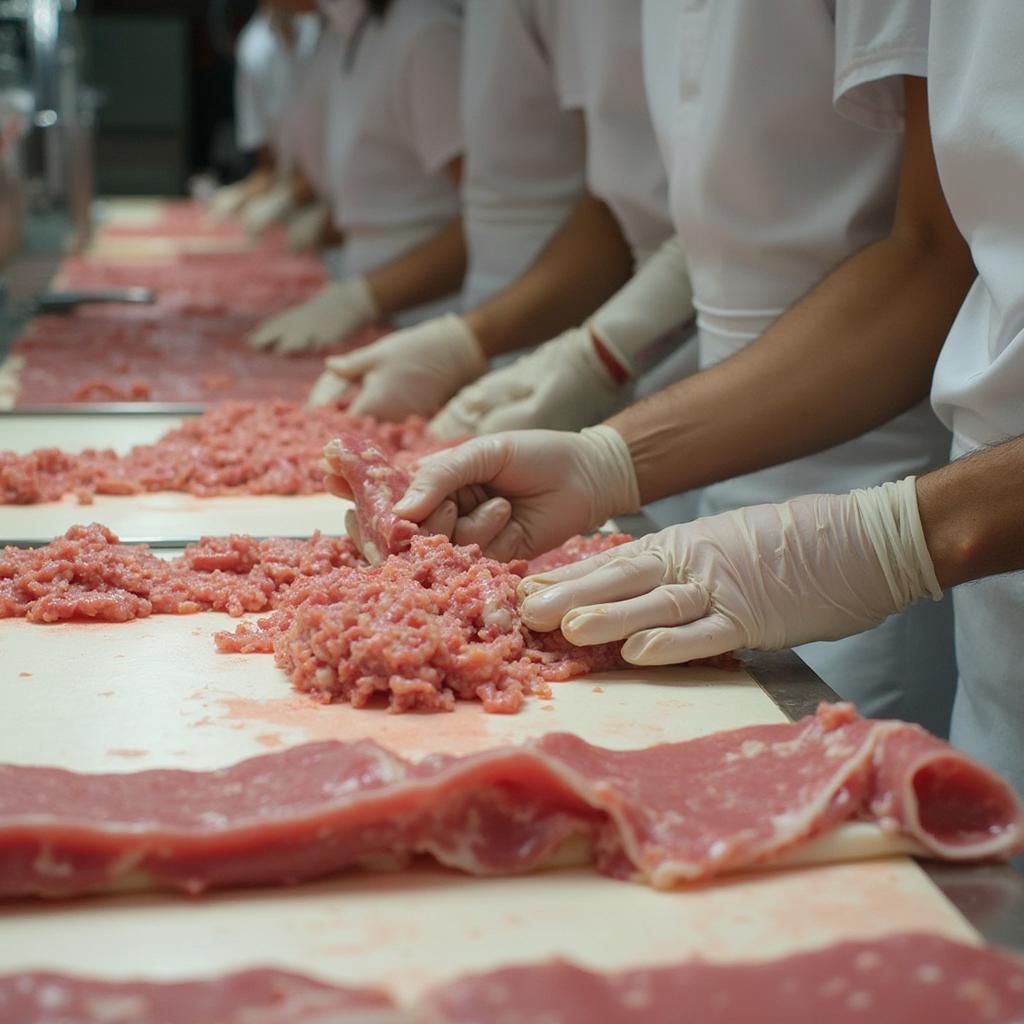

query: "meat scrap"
(2, 704), (1020, 899)
(323, 432), (424, 558)
(0, 401), (446, 505)
(0, 969), (397, 1024)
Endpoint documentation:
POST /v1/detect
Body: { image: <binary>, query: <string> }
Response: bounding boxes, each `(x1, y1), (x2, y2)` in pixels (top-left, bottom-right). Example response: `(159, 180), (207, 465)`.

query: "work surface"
(0, 200), (1001, 1002)
(0, 590), (981, 1002)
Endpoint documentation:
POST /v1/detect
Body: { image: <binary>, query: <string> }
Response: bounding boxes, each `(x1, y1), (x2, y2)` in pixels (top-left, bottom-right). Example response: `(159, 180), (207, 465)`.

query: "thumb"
(429, 395), (479, 440)
(393, 438), (511, 522)
(324, 344), (381, 382)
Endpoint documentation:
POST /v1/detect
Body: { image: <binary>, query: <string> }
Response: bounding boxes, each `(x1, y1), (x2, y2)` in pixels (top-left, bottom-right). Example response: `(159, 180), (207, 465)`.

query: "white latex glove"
(208, 181), (250, 221)
(307, 314), (487, 418)
(519, 478), (942, 665)
(285, 201), (330, 251)
(240, 179), (296, 237)
(431, 235), (694, 439)
(429, 326), (625, 438)
(393, 424), (640, 562)
(247, 278), (379, 354)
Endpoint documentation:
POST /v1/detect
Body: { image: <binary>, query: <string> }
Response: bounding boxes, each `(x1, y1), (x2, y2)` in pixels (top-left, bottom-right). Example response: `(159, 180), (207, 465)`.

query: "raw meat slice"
(0, 401), (446, 504)
(323, 433), (423, 558)
(421, 933), (1024, 1024)
(0, 969), (399, 1024)
(6, 934), (1024, 1023)
(1, 705), (1019, 899)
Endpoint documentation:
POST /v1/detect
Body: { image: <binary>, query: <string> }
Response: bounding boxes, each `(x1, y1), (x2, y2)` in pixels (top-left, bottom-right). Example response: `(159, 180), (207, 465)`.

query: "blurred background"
(0, 0), (254, 264)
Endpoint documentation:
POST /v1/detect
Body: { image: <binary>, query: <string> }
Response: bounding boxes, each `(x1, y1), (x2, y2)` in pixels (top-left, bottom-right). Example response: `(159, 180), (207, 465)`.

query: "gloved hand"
(240, 179), (296, 237)
(285, 201), (330, 251)
(208, 181), (251, 221)
(431, 234), (694, 439)
(519, 478), (942, 665)
(429, 325), (627, 439)
(307, 314), (487, 418)
(392, 424), (640, 562)
(248, 278), (379, 354)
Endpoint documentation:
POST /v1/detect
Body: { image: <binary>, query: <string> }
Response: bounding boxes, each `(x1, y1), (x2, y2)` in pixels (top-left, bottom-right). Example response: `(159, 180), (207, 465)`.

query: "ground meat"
(216, 535), (625, 714)
(0, 401), (449, 505)
(3, 524), (638, 713)
(0, 524), (363, 623)
(525, 532), (633, 575)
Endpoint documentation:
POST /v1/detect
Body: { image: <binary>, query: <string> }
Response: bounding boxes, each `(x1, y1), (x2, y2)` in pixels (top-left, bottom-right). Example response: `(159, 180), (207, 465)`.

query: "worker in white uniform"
(461, 0), (1024, 788)
(210, 4), (320, 223)
(309, 0), (694, 430)
(248, 0), (464, 353)
(337, 3), (967, 735)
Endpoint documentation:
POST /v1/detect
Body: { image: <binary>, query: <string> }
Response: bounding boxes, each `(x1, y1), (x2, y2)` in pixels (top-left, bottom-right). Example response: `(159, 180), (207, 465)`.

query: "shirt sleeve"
(398, 21), (464, 175)
(832, 0), (931, 132)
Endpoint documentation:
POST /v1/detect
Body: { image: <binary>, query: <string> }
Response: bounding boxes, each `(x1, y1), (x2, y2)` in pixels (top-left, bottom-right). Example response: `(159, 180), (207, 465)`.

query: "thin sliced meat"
(0, 969), (400, 1024)
(323, 432), (423, 558)
(1, 705), (1019, 899)
(421, 933), (1024, 1024)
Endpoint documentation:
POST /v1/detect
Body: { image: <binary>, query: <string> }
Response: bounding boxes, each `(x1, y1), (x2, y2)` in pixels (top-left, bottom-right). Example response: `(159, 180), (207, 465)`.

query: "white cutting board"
(0, 611), (780, 769)
(0, 414), (353, 541)
(0, 492), (348, 544)
(0, 561), (977, 999)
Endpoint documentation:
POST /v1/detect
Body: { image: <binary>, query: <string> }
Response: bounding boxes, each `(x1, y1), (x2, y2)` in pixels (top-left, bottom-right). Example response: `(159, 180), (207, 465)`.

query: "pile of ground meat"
(2, 525), (634, 713)
(216, 534), (628, 714)
(0, 401), (447, 505)
(0, 523), (363, 622)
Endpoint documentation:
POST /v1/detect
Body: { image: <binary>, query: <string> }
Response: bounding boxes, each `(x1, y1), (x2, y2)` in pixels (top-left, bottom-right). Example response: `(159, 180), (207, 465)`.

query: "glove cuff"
(851, 476), (943, 609)
(579, 424), (641, 529)
(340, 276), (381, 322)
(440, 313), (489, 384)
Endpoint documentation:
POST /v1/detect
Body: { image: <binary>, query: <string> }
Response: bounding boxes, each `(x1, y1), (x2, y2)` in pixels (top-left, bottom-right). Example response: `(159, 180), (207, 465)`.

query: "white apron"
(642, 0), (957, 731)
(460, 0), (585, 310)
(323, 0), (464, 324)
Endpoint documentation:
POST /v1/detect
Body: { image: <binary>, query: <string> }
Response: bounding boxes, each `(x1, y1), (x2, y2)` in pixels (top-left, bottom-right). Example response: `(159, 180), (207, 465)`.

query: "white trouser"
(947, 432), (1024, 794)
(696, 322), (958, 732)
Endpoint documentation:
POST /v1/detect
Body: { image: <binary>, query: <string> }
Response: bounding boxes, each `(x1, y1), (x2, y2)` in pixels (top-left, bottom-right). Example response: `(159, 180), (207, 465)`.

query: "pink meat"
(525, 532), (633, 575)
(422, 933), (1024, 1024)
(324, 432), (423, 557)
(0, 402), (446, 504)
(218, 534), (625, 714)
(1, 705), (1019, 899)
(2, 525), (630, 713)
(0, 524), (363, 622)
(0, 969), (397, 1024)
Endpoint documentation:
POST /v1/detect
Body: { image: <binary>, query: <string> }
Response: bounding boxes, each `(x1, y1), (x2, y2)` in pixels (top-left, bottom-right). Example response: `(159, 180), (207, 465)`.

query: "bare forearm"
(610, 233), (975, 503)
(365, 220), (467, 317)
(917, 437), (1024, 589)
(464, 193), (635, 357)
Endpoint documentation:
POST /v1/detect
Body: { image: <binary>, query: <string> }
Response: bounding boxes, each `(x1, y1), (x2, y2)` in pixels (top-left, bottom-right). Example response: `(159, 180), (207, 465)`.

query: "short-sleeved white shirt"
(562, 0), (672, 263)
(322, 0), (463, 277)
(235, 11), (319, 155)
(460, 0), (586, 308)
(828, 0), (1023, 450)
(643, 0), (910, 364)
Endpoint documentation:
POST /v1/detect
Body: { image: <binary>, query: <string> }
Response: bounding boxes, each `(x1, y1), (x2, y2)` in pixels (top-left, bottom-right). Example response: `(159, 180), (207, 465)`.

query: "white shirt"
(640, 0), (952, 502)
(235, 11), (319, 154)
(643, 0), (909, 365)
(563, 0), (671, 263)
(460, 0), (585, 308)
(322, 0), (463, 280)
(276, 20), (335, 192)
